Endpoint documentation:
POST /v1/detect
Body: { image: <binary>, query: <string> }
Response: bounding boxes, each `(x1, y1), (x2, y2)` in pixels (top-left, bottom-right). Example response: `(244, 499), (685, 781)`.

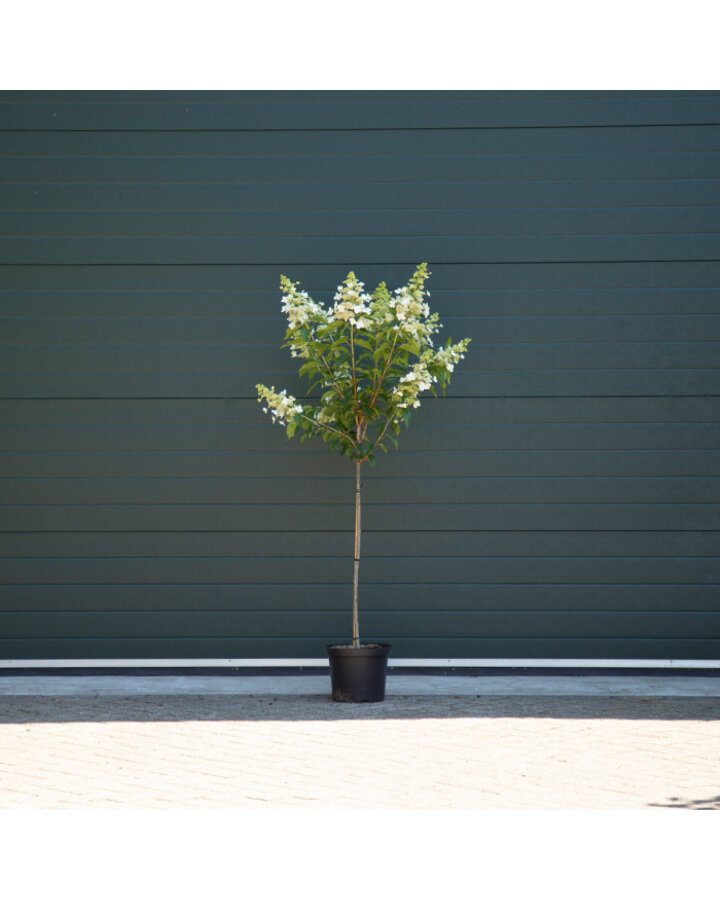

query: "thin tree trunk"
(352, 460), (362, 648)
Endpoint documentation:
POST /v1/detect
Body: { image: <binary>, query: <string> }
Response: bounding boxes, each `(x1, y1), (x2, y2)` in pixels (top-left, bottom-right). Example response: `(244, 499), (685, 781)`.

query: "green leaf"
(298, 361), (319, 378)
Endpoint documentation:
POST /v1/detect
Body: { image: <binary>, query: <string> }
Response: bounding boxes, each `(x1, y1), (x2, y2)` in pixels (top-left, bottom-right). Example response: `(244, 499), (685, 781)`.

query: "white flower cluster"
(256, 384), (303, 426)
(388, 284), (440, 343)
(390, 354), (437, 409)
(280, 279), (331, 331)
(289, 342), (310, 360)
(390, 285), (430, 322)
(331, 272), (374, 329)
(434, 339), (470, 374)
(314, 405), (335, 425)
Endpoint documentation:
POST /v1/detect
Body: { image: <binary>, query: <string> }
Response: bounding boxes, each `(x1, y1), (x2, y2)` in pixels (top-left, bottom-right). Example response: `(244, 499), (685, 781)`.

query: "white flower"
(280, 277), (329, 331)
(386, 283), (440, 344)
(331, 271), (373, 327)
(391, 353), (437, 410)
(434, 340), (470, 374)
(315, 406), (335, 425)
(256, 384), (304, 427)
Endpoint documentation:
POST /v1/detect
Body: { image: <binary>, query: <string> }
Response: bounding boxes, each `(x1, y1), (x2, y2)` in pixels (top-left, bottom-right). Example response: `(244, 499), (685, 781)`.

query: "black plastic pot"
(326, 643), (392, 703)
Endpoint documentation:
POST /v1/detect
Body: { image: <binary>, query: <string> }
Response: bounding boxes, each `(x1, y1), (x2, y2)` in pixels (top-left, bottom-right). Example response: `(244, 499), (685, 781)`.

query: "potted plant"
(256, 263), (471, 702)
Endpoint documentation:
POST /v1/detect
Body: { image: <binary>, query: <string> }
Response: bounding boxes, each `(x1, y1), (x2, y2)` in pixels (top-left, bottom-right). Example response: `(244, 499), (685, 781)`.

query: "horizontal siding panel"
(3, 344), (718, 374)
(1, 556), (718, 586)
(4, 370), (719, 398)
(4, 450), (718, 479)
(1, 397), (717, 425)
(3, 475), (719, 505)
(4, 207), (720, 239)
(6, 124), (720, 157)
(0, 610), (717, 640)
(2, 93), (719, 130)
(3, 291), (719, 320)
(4, 503), (719, 531)
(8, 152), (719, 185)
(4, 315), (720, 345)
(0, 638), (717, 661)
(2, 583), (717, 614)
(3, 234), (719, 265)
(1, 91), (620, 101)
(6, 180), (720, 212)
(1, 261), (717, 291)
(3, 530), (719, 560)
(2, 424), (718, 453)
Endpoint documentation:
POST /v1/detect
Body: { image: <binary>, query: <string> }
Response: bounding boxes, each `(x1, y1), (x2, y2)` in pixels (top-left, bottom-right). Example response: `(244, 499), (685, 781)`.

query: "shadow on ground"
(1, 694), (719, 724)
(649, 795), (720, 810)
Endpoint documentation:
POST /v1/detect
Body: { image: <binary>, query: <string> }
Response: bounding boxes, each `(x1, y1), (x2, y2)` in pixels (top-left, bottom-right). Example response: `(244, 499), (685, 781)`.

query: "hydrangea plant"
(256, 263), (470, 648)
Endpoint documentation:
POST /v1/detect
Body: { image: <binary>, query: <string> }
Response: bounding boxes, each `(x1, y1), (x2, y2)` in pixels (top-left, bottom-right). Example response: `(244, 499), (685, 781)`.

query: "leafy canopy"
(256, 263), (471, 466)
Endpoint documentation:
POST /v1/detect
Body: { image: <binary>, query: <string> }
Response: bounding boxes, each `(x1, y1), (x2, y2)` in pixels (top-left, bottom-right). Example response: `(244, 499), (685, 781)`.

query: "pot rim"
(326, 642), (391, 657)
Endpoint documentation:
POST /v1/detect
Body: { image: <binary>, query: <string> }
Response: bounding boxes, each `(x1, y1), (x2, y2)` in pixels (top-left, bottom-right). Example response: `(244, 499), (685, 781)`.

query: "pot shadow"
(1, 693), (719, 724)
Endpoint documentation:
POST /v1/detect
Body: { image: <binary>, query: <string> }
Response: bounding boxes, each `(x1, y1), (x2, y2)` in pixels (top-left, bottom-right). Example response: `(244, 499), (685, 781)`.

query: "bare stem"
(314, 347), (344, 398)
(367, 329), (400, 411)
(352, 460), (362, 648)
(366, 408), (400, 459)
(349, 324), (358, 411)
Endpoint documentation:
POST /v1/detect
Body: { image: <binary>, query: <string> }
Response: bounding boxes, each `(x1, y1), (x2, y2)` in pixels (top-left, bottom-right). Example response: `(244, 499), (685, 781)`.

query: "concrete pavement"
(2, 672), (720, 696)
(0, 674), (718, 810)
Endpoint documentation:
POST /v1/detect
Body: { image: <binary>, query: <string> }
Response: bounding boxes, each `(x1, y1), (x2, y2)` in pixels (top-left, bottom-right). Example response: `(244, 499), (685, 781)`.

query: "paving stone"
(0, 693), (718, 809)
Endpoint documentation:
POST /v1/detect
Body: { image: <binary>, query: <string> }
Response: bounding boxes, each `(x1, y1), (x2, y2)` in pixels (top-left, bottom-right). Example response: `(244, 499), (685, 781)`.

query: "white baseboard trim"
(1, 658), (719, 669)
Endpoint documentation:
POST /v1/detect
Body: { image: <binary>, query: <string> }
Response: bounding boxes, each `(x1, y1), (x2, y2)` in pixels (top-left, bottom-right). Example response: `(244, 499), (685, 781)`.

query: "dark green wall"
(1, 91), (719, 659)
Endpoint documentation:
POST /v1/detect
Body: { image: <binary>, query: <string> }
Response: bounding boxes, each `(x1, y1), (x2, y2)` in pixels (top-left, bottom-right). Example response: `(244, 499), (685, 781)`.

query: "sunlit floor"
(1, 692), (718, 809)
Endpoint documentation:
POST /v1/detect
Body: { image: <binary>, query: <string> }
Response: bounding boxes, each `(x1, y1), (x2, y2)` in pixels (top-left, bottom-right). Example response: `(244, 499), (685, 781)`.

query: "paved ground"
(1, 675), (718, 810)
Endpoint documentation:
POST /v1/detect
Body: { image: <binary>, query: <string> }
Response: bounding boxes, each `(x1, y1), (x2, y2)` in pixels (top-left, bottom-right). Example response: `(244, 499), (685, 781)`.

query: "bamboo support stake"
(352, 460), (362, 648)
